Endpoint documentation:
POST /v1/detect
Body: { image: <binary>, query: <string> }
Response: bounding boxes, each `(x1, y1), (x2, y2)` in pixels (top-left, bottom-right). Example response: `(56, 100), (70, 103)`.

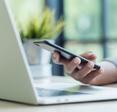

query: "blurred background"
(8, 0), (117, 77)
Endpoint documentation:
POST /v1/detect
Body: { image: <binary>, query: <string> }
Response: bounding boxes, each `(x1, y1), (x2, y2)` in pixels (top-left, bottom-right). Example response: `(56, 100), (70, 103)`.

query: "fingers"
(71, 66), (103, 85)
(52, 52), (60, 64)
(71, 61), (95, 80)
(52, 51), (96, 64)
(52, 52), (81, 74)
(52, 51), (102, 85)
(81, 52), (96, 61)
(84, 68), (104, 85)
(64, 57), (81, 74)
(52, 52), (69, 65)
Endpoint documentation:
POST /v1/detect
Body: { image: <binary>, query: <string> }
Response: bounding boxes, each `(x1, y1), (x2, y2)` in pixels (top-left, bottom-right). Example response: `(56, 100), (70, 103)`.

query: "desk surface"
(0, 77), (117, 112)
(0, 99), (117, 112)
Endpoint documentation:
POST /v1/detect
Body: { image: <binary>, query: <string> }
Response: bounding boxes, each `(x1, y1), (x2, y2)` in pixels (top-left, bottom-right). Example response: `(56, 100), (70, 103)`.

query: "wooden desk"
(0, 77), (117, 112)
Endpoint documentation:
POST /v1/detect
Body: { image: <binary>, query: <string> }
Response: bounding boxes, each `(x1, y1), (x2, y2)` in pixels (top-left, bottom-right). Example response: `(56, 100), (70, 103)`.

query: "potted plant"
(19, 8), (64, 65)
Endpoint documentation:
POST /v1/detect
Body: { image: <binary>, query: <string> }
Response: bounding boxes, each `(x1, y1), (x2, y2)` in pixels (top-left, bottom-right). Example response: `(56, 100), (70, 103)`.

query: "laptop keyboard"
(36, 85), (101, 97)
(36, 88), (86, 97)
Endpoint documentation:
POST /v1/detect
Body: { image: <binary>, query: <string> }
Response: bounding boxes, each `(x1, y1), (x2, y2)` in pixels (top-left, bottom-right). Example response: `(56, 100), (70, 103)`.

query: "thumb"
(80, 52), (97, 61)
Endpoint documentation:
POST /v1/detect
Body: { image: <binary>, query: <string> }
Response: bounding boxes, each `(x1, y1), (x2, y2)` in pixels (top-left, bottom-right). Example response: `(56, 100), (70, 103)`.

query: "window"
(108, 0), (117, 57)
(64, 0), (101, 40)
(109, 0), (117, 38)
(64, 0), (117, 61)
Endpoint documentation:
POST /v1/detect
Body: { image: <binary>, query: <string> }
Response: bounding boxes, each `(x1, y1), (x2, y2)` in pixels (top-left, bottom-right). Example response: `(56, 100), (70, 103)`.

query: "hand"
(52, 51), (103, 85)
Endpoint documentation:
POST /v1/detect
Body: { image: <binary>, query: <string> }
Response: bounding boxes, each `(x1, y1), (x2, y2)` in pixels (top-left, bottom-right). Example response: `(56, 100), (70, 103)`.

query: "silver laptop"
(0, 0), (117, 105)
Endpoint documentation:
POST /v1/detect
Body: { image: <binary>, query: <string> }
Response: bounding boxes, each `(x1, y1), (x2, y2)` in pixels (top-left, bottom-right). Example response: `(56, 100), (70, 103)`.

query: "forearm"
(92, 61), (117, 85)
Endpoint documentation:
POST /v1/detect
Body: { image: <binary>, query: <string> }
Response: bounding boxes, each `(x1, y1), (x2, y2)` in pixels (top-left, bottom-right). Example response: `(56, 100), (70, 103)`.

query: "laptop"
(0, 0), (117, 105)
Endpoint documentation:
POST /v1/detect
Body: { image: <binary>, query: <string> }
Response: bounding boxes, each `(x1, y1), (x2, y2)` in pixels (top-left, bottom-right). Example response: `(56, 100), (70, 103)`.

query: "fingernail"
(53, 53), (57, 59)
(73, 58), (80, 64)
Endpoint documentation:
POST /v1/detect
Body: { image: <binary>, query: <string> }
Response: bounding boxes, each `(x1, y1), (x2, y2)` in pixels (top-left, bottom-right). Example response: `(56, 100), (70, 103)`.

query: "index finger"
(52, 51), (70, 65)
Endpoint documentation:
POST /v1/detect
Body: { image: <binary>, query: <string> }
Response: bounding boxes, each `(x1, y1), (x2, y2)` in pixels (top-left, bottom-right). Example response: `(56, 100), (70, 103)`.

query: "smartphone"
(34, 40), (100, 70)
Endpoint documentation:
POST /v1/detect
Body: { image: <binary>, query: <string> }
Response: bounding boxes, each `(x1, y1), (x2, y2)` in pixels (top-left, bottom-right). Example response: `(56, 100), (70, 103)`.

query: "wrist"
(99, 61), (117, 84)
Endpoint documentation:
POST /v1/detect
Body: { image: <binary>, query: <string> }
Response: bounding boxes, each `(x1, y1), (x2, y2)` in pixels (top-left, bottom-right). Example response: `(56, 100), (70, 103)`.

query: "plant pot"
(23, 39), (52, 65)
(23, 39), (54, 78)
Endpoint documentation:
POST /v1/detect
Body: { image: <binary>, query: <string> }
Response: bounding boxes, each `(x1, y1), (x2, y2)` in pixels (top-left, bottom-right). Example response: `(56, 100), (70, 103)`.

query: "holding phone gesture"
(52, 52), (104, 85)
(34, 40), (117, 85)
